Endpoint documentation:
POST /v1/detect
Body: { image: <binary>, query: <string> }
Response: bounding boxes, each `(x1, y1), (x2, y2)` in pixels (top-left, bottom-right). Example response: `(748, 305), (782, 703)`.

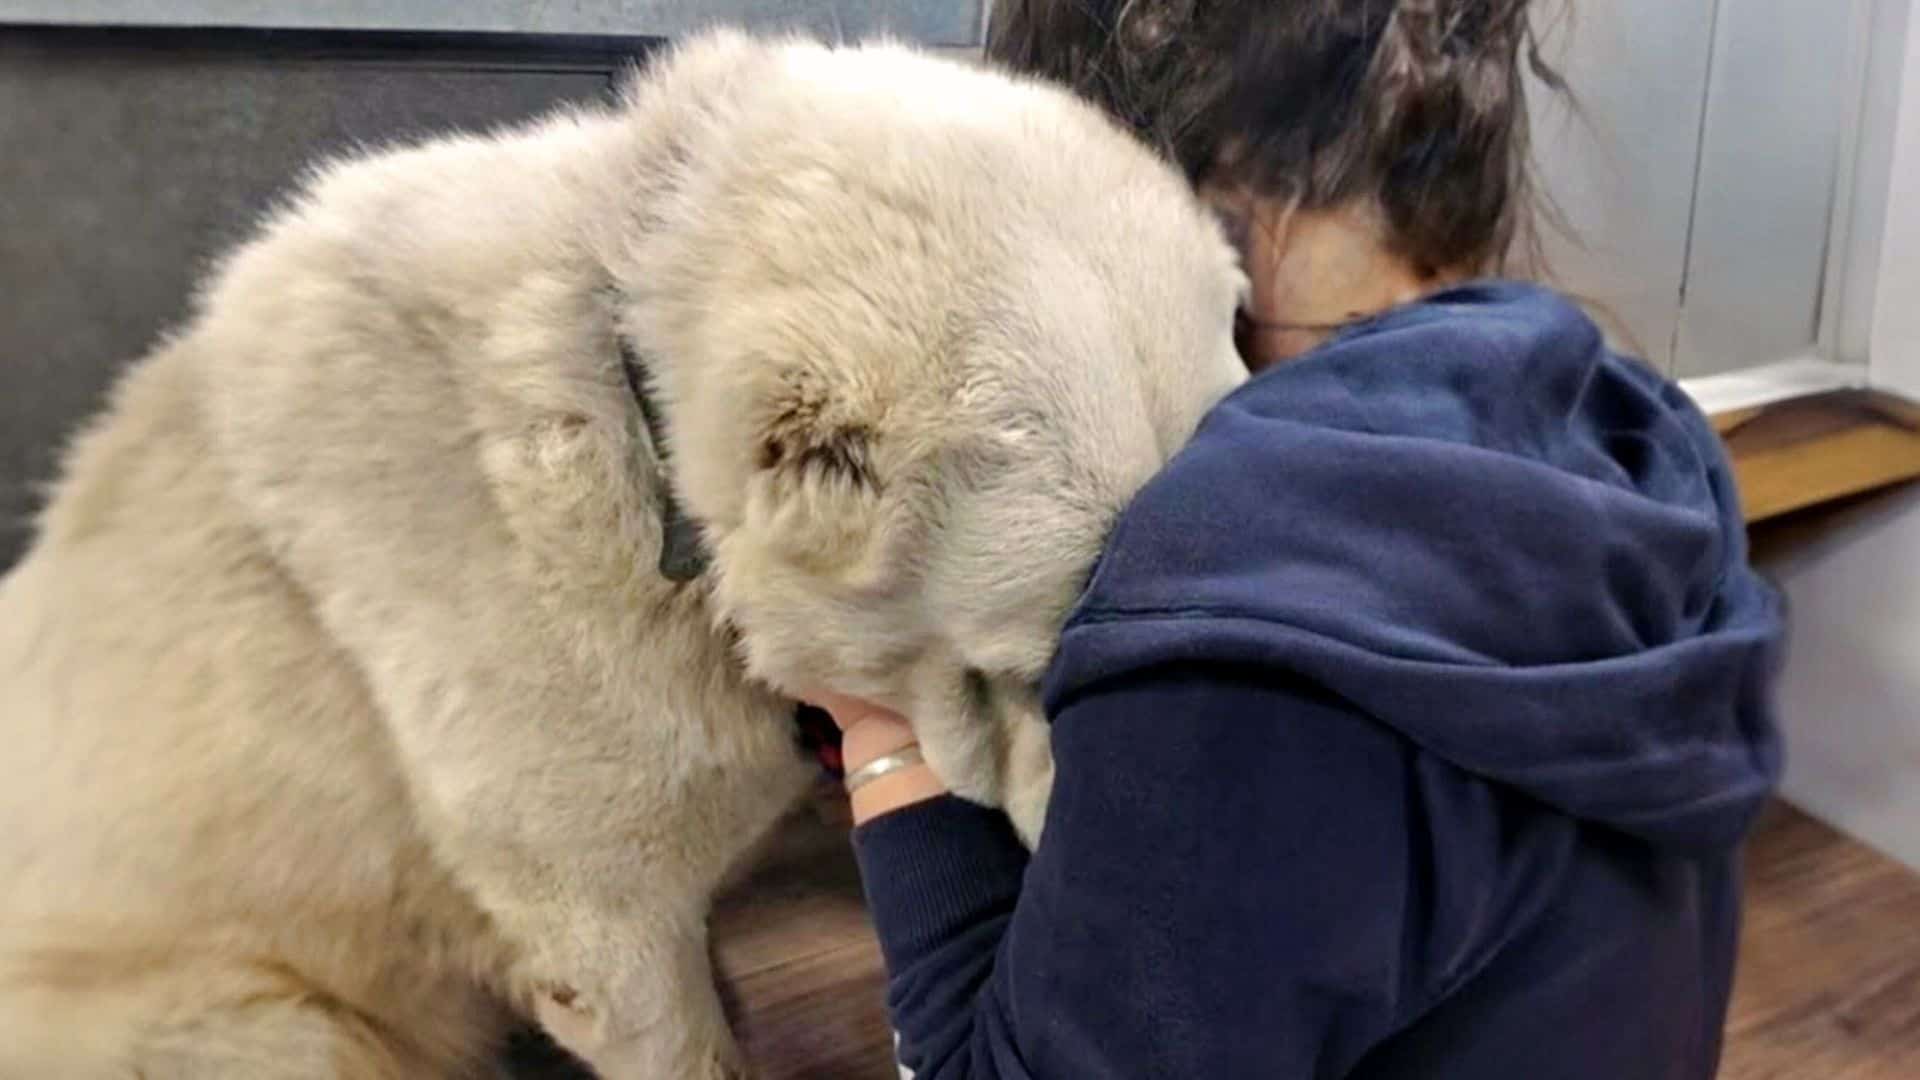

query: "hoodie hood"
(1044, 281), (1783, 852)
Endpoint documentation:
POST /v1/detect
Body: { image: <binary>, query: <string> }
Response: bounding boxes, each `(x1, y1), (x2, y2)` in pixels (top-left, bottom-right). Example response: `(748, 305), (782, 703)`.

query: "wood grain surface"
(688, 802), (1920, 1080)
(1720, 390), (1920, 523)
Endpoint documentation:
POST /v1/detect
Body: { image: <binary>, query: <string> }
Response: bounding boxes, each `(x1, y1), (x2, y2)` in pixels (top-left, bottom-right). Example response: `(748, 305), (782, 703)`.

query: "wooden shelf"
(1714, 389), (1920, 524)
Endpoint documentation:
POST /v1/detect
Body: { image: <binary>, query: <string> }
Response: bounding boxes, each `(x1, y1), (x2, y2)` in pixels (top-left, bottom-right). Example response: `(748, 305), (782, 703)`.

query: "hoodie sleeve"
(851, 662), (1417, 1078)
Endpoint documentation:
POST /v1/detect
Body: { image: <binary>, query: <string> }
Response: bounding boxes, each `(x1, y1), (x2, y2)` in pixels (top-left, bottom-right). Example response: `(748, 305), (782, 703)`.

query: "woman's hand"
(806, 690), (950, 824)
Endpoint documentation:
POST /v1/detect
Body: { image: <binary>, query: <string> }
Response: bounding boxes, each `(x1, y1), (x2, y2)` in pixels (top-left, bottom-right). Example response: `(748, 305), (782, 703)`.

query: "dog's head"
(619, 35), (1247, 844)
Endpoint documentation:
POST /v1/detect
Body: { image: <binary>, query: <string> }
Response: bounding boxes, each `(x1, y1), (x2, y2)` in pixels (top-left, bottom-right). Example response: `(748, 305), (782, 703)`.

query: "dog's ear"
(743, 367), (885, 574)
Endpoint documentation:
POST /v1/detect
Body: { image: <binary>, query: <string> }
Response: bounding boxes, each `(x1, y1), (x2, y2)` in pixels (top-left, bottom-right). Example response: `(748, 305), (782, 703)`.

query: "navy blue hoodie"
(852, 282), (1783, 1079)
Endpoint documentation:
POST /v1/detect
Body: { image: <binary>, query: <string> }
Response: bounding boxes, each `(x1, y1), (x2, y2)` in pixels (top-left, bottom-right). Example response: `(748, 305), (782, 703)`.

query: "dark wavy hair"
(987, 0), (1568, 278)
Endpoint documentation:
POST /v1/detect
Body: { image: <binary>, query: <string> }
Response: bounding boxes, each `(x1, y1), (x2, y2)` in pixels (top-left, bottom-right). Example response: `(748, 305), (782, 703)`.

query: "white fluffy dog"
(0, 31), (1246, 1079)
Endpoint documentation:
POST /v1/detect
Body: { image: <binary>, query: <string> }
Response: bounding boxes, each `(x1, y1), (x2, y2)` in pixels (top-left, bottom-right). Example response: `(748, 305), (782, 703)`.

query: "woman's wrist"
(849, 760), (947, 824)
(841, 713), (917, 767)
(841, 715), (948, 824)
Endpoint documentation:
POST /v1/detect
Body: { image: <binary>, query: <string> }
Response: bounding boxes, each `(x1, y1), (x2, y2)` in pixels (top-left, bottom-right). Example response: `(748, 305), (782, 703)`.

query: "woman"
(816, 2), (1782, 1077)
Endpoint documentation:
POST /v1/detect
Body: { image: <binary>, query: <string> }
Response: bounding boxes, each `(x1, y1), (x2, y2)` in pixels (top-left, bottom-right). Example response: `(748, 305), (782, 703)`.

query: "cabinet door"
(1534, 0), (1871, 381)
(1673, 0), (1861, 378)
(0, 35), (619, 569)
(1528, 0), (1719, 373)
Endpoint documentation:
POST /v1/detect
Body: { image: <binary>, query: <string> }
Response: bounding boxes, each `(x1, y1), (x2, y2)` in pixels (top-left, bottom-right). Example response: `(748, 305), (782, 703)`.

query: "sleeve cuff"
(852, 794), (1030, 972)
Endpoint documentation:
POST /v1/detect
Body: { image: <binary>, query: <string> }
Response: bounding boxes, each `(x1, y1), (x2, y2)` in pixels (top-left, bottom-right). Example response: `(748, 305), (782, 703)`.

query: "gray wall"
(0, 30), (628, 570)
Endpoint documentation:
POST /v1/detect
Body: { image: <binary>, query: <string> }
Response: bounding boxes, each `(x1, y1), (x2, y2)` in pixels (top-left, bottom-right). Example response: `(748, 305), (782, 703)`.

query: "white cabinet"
(1676, 0), (1862, 379)
(1533, 0), (1914, 404)
(1528, 0), (1718, 374)
(1731, 0), (1920, 874)
(1868, 0), (1920, 401)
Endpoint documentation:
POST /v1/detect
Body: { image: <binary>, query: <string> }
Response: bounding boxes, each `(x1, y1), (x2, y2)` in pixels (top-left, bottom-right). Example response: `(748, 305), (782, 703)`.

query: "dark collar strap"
(617, 336), (711, 583)
(617, 338), (840, 775)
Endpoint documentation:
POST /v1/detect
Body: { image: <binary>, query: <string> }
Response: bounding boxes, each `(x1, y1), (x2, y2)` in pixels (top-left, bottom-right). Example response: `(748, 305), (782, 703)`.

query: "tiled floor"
(697, 800), (1920, 1080)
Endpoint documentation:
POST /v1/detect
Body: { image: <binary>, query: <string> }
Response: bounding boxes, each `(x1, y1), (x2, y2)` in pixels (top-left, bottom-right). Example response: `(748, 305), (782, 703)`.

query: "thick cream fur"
(0, 31), (1245, 1079)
